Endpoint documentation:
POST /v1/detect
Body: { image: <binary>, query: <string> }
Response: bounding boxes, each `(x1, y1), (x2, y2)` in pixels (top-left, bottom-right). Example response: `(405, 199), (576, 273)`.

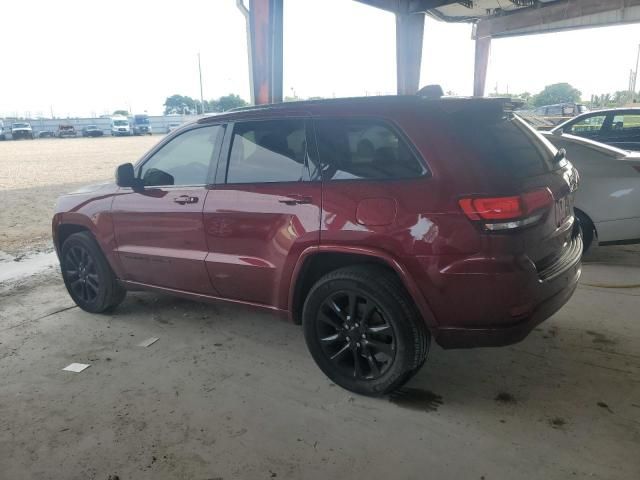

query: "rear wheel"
(60, 232), (126, 313)
(302, 265), (429, 396)
(576, 210), (595, 253)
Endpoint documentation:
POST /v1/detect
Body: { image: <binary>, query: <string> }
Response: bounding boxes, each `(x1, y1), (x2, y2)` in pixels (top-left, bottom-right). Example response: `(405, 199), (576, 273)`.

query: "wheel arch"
(287, 246), (437, 329)
(574, 207), (597, 237)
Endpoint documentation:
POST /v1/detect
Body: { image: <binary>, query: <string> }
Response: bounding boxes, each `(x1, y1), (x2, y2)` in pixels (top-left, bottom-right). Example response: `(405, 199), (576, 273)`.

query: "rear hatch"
(446, 100), (580, 275)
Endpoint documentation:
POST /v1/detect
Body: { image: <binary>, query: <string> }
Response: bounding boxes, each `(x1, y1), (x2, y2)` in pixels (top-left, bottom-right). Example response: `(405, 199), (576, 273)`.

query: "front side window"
(226, 119), (309, 184)
(313, 118), (426, 181)
(611, 114), (640, 131)
(139, 125), (224, 187)
(567, 115), (606, 134)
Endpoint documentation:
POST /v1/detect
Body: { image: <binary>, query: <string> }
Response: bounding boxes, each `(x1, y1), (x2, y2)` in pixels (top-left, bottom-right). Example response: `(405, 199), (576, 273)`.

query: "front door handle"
(173, 195), (199, 205)
(279, 195), (312, 206)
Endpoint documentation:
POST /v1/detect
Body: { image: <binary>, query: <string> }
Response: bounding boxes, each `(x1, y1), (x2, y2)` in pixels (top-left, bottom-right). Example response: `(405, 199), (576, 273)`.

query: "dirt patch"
(0, 136), (159, 255)
(549, 417), (567, 429)
(495, 392), (517, 404)
(585, 330), (617, 345)
(388, 387), (443, 412)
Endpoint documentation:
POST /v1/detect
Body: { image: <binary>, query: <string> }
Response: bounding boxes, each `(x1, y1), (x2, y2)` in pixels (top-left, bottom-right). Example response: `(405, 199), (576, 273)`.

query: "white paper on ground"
(137, 337), (159, 348)
(62, 363), (90, 373)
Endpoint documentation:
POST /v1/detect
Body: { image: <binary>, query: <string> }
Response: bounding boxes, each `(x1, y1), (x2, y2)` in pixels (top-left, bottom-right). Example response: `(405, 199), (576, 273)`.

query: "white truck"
(111, 116), (131, 136)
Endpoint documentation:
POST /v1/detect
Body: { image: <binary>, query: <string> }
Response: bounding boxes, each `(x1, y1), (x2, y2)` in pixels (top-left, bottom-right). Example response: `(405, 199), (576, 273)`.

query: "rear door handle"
(173, 195), (199, 205)
(278, 195), (312, 206)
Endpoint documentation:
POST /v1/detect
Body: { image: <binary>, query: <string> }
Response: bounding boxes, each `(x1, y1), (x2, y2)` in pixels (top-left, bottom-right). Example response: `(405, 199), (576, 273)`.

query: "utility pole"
(630, 43), (640, 102)
(198, 52), (205, 115)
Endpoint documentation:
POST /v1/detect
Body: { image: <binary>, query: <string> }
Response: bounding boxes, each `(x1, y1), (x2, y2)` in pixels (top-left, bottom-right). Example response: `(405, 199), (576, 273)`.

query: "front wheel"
(302, 265), (429, 396)
(60, 232), (126, 313)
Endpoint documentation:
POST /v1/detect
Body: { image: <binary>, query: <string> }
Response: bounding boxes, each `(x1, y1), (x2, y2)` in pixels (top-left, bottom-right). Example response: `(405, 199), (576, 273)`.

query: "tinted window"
(611, 114), (640, 131)
(140, 125), (224, 186)
(454, 112), (554, 178)
(226, 119), (308, 183)
(568, 115), (606, 133)
(314, 118), (425, 180)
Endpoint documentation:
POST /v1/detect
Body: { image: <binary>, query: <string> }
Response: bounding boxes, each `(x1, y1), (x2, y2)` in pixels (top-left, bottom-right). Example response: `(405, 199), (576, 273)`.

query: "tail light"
(459, 188), (554, 231)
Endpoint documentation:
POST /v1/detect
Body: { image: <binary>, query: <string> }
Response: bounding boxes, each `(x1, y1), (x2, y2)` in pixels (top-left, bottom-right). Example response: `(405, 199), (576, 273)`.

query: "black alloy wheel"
(316, 291), (396, 380)
(303, 265), (429, 396)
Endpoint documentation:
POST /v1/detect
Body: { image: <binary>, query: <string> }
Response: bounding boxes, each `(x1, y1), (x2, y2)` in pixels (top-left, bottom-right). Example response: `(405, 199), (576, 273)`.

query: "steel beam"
(396, 11), (425, 95)
(476, 0), (640, 39)
(473, 36), (491, 97)
(238, 0), (283, 105)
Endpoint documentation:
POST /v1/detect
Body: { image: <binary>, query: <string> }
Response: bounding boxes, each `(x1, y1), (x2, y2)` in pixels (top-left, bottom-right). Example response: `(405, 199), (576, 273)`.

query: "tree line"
(163, 94), (248, 115)
(490, 82), (639, 109)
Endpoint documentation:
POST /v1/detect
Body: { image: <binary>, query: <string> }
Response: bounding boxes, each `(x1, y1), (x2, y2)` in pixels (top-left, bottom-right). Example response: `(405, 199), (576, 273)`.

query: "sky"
(1, 0), (639, 118)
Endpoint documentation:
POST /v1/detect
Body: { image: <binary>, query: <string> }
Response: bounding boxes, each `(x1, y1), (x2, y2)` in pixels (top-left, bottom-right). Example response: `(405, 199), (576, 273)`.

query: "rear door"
(112, 124), (225, 294)
(604, 111), (640, 151)
(203, 118), (321, 307)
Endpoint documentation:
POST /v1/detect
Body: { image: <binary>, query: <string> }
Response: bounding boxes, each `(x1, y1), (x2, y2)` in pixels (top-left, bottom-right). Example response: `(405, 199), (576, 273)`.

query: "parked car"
(0, 120), (5, 140)
(38, 130), (56, 138)
(11, 122), (34, 139)
(531, 103), (589, 127)
(543, 131), (640, 251)
(82, 125), (104, 137)
(57, 124), (77, 138)
(52, 96), (581, 396)
(550, 108), (640, 151)
(166, 122), (181, 133)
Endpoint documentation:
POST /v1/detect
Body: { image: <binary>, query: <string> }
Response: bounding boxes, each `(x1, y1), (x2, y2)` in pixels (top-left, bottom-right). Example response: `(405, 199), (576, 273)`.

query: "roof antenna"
(416, 84), (444, 99)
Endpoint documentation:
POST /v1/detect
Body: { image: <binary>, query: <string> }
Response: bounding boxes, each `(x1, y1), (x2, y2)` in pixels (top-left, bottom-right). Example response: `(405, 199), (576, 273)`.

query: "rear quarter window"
(313, 118), (427, 181)
(452, 111), (555, 178)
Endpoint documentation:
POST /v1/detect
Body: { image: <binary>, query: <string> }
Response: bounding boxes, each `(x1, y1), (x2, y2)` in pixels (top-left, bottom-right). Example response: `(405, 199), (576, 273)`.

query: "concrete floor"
(1, 247), (639, 480)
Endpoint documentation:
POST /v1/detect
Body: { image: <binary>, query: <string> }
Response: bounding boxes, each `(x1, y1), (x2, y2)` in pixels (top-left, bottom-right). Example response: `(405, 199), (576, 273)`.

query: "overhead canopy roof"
(356, 0), (640, 37)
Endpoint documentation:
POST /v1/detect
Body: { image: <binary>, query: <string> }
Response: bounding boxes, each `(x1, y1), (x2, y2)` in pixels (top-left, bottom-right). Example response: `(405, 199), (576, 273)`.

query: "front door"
(203, 118), (321, 308)
(112, 124), (225, 294)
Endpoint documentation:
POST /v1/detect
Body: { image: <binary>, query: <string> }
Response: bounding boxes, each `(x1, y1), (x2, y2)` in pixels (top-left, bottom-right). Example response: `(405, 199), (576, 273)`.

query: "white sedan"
(543, 132), (640, 252)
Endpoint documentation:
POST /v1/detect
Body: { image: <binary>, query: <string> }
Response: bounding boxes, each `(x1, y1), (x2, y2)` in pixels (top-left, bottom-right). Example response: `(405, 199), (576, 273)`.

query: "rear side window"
(453, 112), (554, 178)
(313, 118), (426, 180)
(611, 114), (640, 131)
(226, 119), (309, 183)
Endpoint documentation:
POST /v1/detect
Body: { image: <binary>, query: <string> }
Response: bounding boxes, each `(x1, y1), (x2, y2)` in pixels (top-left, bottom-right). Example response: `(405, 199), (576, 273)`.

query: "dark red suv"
(53, 96), (582, 395)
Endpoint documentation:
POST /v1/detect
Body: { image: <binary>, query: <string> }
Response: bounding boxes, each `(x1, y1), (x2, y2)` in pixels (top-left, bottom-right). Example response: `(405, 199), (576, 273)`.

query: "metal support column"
(473, 35), (491, 97)
(395, 11), (424, 95)
(237, 0), (283, 105)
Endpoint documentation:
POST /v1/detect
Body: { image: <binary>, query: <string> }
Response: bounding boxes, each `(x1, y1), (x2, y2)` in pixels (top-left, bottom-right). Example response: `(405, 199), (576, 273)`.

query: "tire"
(302, 265), (429, 396)
(60, 232), (126, 313)
(575, 210), (595, 253)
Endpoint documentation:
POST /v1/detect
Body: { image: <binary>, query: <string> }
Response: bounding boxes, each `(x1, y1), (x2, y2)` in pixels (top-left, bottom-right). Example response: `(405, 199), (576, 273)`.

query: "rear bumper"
(430, 233), (583, 349)
(434, 262), (580, 348)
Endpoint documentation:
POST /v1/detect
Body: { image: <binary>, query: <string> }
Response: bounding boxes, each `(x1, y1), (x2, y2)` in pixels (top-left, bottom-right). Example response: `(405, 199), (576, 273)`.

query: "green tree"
(209, 94), (248, 112)
(532, 83), (581, 107)
(163, 95), (197, 115)
(113, 109), (129, 116)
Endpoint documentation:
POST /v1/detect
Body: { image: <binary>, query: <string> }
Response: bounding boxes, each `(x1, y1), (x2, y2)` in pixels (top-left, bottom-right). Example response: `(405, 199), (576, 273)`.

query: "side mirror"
(554, 148), (567, 163)
(115, 163), (141, 189)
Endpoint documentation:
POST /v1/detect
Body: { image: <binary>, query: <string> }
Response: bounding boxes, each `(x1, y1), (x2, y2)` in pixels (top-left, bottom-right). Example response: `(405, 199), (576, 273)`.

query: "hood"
(67, 181), (116, 195)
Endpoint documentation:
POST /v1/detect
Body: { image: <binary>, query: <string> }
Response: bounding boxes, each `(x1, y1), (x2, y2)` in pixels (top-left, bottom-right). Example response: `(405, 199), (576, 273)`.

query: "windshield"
(135, 117), (150, 124)
(113, 120), (128, 126)
(13, 123), (29, 128)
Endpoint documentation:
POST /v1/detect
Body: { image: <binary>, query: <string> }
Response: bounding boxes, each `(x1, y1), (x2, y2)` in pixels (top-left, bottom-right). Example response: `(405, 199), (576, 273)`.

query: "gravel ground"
(0, 136), (160, 254)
